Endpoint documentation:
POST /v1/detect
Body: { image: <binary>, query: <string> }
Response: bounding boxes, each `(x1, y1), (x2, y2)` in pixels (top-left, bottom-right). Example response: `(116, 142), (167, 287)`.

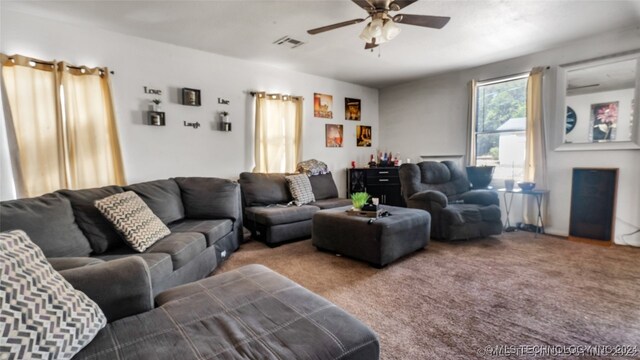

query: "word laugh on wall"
(184, 121), (200, 129)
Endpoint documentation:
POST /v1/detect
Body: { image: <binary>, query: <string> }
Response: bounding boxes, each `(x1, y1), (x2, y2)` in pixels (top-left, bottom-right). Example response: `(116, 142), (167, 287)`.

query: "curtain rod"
(3, 55), (115, 75)
(249, 91), (303, 100)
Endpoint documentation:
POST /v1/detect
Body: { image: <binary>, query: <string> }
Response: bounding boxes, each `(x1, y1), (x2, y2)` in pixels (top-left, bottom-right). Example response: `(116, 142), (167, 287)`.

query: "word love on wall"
(143, 86), (162, 95)
(184, 121), (201, 129)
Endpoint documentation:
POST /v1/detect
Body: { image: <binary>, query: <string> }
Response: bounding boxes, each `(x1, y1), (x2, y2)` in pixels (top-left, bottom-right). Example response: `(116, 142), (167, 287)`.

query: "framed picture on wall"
(314, 93), (333, 119)
(356, 125), (371, 147)
(590, 101), (618, 142)
(345, 98), (361, 120)
(326, 124), (343, 147)
(182, 88), (201, 106)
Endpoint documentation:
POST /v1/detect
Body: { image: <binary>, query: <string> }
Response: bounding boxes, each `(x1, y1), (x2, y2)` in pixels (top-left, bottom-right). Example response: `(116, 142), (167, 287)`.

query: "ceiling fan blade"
(365, 42), (378, 50)
(389, 0), (418, 11)
(352, 0), (375, 11)
(392, 14), (451, 29)
(307, 18), (365, 35)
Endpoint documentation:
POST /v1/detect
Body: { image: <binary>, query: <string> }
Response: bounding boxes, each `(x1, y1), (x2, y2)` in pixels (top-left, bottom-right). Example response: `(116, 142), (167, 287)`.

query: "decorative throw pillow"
(94, 191), (170, 252)
(285, 174), (316, 206)
(0, 230), (106, 360)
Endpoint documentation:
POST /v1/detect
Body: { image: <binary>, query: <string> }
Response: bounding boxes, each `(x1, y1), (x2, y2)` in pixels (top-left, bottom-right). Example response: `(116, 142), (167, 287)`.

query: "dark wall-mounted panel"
(569, 168), (618, 242)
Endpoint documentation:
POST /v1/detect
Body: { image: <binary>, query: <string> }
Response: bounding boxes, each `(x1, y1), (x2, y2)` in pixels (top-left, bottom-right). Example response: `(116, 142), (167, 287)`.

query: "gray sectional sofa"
(1, 176), (380, 359)
(0, 177), (243, 308)
(239, 172), (351, 246)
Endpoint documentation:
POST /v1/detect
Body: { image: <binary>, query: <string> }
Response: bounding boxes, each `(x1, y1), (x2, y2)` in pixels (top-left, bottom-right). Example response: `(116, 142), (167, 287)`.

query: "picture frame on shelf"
(148, 111), (165, 126)
(182, 88), (201, 106)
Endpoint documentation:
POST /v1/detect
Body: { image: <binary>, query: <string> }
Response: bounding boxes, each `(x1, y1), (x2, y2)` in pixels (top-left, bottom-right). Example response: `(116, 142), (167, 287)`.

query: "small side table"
(497, 188), (549, 236)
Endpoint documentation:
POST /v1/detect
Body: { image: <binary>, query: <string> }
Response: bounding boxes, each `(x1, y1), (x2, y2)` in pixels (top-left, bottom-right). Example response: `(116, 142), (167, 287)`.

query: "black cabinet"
(347, 167), (404, 206)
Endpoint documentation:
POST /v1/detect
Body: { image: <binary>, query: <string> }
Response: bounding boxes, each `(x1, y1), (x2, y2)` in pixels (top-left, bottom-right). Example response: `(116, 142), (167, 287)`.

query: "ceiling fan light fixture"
(369, 18), (384, 38)
(382, 19), (401, 41)
(359, 24), (373, 42)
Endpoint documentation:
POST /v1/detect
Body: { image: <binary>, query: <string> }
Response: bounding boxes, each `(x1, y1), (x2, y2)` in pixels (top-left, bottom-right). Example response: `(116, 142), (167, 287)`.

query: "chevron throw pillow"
(0, 230), (106, 359)
(285, 174), (316, 206)
(95, 191), (170, 252)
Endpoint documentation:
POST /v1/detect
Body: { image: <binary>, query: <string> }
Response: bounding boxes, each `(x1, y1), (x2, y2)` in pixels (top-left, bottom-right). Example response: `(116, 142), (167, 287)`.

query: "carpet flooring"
(216, 233), (640, 359)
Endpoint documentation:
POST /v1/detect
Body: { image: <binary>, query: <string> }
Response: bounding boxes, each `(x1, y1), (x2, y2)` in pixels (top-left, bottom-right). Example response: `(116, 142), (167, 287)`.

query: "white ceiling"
(5, 0), (640, 88)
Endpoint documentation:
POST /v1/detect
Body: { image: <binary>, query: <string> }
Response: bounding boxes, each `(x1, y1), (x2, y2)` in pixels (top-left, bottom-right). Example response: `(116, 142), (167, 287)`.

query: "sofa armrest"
(58, 256), (153, 322)
(458, 190), (499, 206)
(48, 257), (105, 271)
(408, 190), (448, 208)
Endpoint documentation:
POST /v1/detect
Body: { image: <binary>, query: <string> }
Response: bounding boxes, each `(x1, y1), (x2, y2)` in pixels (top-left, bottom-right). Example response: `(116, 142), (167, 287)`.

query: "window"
(253, 92), (303, 173)
(471, 74), (528, 183)
(1, 54), (125, 197)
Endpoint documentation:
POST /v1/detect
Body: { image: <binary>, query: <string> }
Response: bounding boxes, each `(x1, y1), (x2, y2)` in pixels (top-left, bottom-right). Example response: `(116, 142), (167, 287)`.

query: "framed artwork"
(314, 93), (333, 119)
(182, 88), (201, 106)
(590, 101), (618, 141)
(325, 124), (343, 147)
(356, 125), (371, 147)
(147, 111), (165, 126)
(345, 98), (361, 120)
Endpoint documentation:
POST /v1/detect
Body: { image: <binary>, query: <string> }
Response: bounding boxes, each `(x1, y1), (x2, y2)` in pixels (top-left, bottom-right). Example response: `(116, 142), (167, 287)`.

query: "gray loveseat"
(239, 172), (351, 246)
(0, 177), (243, 316)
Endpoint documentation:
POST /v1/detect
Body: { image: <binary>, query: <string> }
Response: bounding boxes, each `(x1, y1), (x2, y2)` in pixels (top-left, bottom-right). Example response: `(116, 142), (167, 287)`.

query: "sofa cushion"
(285, 174), (315, 206)
(57, 186), (125, 254)
(174, 177), (240, 221)
(0, 193), (92, 257)
(169, 219), (233, 247)
(0, 230), (106, 360)
(95, 251), (172, 286)
(124, 179), (185, 225)
(309, 172), (339, 200)
(95, 192), (171, 253)
(239, 172), (291, 206)
(145, 232), (206, 270)
(245, 205), (318, 226)
(310, 198), (353, 209)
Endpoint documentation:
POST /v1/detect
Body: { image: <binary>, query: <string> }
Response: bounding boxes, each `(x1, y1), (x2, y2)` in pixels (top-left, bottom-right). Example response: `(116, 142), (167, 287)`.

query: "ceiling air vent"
(273, 36), (305, 49)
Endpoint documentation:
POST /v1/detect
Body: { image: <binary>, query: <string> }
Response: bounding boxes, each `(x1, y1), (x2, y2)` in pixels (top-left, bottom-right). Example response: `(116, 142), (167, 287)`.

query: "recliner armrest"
(58, 256), (153, 322)
(458, 190), (499, 206)
(408, 190), (448, 208)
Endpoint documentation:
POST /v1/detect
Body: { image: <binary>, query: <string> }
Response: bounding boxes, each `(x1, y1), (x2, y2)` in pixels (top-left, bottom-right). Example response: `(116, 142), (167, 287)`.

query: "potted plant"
(351, 192), (370, 210)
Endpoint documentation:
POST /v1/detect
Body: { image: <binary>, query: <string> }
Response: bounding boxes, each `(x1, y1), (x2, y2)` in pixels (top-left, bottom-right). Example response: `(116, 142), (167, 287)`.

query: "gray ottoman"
(312, 206), (431, 267)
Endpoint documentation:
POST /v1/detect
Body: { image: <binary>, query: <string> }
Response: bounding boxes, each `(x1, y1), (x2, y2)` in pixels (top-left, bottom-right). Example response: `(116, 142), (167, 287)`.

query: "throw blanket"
(296, 159), (328, 176)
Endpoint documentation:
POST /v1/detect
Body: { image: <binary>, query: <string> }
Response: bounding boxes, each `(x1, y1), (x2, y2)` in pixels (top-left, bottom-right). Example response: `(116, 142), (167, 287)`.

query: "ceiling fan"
(307, 0), (450, 49)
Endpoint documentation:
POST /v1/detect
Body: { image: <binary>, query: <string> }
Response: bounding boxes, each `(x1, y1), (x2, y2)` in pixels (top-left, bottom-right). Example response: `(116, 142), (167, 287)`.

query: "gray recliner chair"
(399, 161), (502, 240)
